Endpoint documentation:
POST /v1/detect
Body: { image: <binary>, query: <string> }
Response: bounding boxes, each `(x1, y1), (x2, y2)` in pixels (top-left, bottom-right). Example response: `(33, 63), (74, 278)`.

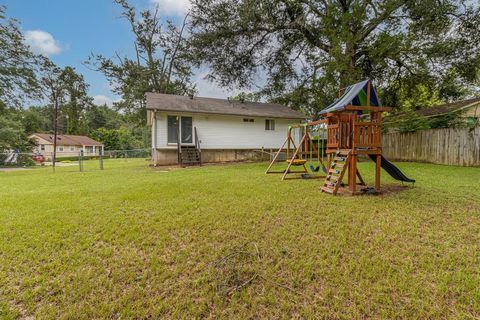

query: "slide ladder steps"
(321, 150), (351, 195)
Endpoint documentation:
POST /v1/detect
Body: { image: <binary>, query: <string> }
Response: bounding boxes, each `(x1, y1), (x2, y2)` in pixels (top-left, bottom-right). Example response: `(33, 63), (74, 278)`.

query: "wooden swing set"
(265, 119), (328, 180)
(265, 79), (414, 196)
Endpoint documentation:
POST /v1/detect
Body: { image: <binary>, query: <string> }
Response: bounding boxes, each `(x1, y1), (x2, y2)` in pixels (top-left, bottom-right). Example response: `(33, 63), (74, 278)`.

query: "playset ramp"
(368, 154), (415, 183)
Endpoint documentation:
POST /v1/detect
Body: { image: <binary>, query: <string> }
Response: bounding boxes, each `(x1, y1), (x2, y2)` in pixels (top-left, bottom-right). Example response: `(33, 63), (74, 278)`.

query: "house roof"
(146, 93), (306, 119)
(415, 97), (480, 117)
(31, 134), (103, 146)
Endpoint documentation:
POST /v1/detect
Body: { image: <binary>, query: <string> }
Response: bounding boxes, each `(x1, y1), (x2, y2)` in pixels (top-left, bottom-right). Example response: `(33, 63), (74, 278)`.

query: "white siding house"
(146, 93), (305, 165)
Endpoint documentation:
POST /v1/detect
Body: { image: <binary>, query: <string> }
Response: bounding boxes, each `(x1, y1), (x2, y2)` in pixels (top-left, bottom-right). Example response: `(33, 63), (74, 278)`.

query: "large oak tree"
(190, 0), (480, 115)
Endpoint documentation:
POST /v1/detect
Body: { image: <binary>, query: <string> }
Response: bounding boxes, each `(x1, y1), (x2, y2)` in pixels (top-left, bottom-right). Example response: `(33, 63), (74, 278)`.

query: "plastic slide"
(368, 154), (415, 183)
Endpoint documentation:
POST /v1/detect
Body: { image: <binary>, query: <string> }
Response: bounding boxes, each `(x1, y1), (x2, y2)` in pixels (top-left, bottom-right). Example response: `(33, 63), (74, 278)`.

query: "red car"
(32, 154), (45, 163)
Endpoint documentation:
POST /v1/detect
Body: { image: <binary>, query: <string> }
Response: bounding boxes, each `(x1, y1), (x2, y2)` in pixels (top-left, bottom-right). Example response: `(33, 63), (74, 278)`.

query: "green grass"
(0, 159), (479, 319)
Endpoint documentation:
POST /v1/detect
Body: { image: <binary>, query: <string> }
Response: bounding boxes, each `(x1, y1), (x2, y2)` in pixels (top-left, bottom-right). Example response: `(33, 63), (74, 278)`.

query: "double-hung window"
(265, 119), (275, 131)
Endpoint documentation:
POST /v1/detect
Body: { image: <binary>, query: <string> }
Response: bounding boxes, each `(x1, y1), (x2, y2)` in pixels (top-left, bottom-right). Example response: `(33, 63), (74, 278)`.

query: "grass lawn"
(0, 159), (479, 319)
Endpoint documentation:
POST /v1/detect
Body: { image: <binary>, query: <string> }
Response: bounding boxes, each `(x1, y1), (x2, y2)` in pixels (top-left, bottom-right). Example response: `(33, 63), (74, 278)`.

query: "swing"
(285, 125), (307, 166)
(266, 119), (327, 181)
(287, 159), (307, 166)
(309, 126), (328, 173)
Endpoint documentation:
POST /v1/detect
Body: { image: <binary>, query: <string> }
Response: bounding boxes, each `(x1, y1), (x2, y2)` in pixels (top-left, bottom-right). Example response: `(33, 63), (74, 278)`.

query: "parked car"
(32, 154), (45, 164)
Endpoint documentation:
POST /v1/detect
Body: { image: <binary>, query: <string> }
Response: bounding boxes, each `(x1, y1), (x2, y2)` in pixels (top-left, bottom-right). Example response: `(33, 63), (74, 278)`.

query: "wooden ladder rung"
(327, 175), (339, 181)
(321, 186), (334, 194)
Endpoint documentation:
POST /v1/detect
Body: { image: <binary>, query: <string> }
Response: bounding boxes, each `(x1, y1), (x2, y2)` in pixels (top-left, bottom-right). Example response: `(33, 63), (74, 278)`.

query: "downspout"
(153, 112), (157, 165)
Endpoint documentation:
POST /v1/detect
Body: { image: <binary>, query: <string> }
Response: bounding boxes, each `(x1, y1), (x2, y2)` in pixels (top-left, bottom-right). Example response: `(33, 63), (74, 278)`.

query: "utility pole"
(52, 92), (59, 172)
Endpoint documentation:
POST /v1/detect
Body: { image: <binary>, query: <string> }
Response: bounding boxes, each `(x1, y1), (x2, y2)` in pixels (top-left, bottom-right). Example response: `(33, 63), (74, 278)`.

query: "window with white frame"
(243, 118), (254, 123)
(58, 146), (64, 152)
(70, 145), (75, 151)
(265, 119), (275, 131)
(40, 144), (45, 151)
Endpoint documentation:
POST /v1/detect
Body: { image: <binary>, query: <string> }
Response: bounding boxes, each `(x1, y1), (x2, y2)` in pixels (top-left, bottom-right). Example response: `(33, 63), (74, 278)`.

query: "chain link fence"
(0, 149), (152, 171)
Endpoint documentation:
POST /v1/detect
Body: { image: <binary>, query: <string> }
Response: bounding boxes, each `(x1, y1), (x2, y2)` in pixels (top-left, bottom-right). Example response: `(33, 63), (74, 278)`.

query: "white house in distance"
(146, 93), (306, 165)
(29, 133), (104, 159)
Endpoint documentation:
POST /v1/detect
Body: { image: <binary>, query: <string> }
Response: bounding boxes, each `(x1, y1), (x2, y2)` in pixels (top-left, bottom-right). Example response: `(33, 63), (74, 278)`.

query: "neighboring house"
(146, 93), (306, 165)
(29, 133), (104, 159)
(415, 97), (480, 119)
(384, 97), (480, 131)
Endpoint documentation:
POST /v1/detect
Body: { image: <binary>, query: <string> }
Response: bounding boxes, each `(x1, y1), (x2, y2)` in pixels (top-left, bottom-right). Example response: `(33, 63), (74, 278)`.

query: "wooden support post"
(375, 154), (381, 191)
(349, 112), (357, 193)
(349, 155), (357, 193)
(282, 133), (307, 180)
(287, 130), (291, 160)
(265, 136), (289, 174)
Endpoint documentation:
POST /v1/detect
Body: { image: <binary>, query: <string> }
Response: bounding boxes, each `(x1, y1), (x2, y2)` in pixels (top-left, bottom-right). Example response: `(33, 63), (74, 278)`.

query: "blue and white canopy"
(319, 80), (381, 114)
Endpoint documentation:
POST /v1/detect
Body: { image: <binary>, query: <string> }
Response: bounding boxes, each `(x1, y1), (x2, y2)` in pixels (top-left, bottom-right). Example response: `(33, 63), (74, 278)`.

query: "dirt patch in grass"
(334, 183), (413, 196)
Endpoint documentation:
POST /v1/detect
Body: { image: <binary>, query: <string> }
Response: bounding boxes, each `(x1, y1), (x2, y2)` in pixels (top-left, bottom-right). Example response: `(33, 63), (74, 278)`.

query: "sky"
(3, 0), (240, 106)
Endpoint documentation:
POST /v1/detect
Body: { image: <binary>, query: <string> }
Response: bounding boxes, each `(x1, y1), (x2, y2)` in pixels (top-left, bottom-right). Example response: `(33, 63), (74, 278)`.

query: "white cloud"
(150, 0), (191, 16)
(24, 30), (62, 56)
(93, 95), (114, 107)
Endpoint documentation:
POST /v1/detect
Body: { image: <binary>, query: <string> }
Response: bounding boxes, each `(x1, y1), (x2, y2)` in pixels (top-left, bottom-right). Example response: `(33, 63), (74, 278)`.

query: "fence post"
(99, 149), (104, 170)
(79, 150), (84, 172)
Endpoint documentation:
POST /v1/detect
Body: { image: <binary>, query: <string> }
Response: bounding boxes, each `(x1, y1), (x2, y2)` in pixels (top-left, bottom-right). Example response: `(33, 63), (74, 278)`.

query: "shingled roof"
(416, 97), (480, 117)
(32, 134), (103, 146)
(146, 93), (306, 119)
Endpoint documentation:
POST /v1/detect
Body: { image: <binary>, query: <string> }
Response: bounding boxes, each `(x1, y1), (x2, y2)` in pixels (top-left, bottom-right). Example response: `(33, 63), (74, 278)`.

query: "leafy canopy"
(0, 5), (41, 108)
(190, 0), (480, 116)
(86, 0), (195, 124)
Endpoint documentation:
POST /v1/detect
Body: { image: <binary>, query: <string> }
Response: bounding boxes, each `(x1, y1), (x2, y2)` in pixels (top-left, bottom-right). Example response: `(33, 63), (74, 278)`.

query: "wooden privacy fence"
(382, 127), (480, 166)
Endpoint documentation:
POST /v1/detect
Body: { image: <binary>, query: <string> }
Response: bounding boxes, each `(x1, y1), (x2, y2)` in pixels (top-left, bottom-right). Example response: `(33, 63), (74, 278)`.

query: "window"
(181, 117), (193, 143)
(265, 119), (275, 131)
(40, 144), (45, 151)
(58, 146), (64, 152)
(167, 116), (179, 143)
(243, 118), (254, 123)
(70, 146), (75, 151)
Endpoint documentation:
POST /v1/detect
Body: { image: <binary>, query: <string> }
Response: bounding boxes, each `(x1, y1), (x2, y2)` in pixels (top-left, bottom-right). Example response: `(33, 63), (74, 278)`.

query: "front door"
(167, 115), (193, 145)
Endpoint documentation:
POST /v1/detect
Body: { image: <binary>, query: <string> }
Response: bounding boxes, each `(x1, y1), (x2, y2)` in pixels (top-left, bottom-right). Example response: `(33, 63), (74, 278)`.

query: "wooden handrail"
(194, 127), (202, 165)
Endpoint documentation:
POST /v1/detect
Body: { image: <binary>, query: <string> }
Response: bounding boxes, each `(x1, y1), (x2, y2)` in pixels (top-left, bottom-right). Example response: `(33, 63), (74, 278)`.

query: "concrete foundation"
(153, 148), (266, 165)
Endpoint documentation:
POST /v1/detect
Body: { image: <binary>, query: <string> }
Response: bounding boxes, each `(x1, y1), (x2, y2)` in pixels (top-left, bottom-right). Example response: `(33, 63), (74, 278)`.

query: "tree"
(39, 59), (66, 169)
(85, 0), (195, 124)
(0, 6), (40, 108)
(230, 92), (261, 102)
(90, 127), (142, 150)
(190, 0), (480, 116)
(86, 104), (124, 131)
(60, 66), (92, 135)
(0, 115), (35, 152)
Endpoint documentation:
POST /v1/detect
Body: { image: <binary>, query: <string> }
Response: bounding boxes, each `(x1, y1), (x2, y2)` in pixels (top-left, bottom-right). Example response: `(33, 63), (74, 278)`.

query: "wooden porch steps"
(180, 146), (201, 167)
(321, 150), (351, 195)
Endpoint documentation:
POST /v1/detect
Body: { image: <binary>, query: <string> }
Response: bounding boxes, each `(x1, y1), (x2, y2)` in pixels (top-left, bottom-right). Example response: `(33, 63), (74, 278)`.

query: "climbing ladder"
(321, 150), (351, 195)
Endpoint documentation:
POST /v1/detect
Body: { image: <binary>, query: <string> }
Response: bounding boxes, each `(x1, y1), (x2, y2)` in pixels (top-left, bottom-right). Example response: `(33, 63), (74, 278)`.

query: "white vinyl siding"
(153, 112), (301, 149)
